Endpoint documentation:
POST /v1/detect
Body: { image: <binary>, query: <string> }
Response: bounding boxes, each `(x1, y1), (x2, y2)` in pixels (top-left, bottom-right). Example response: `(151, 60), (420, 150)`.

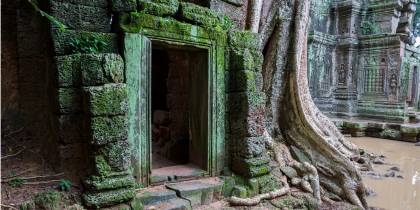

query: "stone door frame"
(124, 29), (226, 187)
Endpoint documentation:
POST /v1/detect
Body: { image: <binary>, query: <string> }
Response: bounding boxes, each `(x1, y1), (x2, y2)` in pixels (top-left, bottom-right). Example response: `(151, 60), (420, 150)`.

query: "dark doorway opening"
(150, 42), (209, 183)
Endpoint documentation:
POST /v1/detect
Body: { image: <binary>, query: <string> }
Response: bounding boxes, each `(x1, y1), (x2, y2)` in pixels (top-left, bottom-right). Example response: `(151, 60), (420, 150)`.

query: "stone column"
(227, 31), (281, 197)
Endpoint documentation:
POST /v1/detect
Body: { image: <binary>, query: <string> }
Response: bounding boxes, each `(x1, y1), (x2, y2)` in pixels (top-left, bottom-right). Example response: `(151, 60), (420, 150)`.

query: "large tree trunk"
(259, 0), (368, 209)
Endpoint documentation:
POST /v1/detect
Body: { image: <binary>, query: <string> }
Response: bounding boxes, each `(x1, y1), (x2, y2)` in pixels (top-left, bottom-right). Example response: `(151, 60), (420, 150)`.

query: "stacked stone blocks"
(226, 31), (280, 197)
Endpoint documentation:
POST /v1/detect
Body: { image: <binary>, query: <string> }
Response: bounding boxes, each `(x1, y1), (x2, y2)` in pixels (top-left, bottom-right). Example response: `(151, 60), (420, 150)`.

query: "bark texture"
(260, 0), (368, 209)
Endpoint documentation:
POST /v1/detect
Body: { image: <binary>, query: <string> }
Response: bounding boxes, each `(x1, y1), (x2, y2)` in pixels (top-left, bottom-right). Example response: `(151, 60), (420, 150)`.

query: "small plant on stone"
(9, 177), (25, 187)
(69, 34), (108, 54)
(58, 179), (72, 191)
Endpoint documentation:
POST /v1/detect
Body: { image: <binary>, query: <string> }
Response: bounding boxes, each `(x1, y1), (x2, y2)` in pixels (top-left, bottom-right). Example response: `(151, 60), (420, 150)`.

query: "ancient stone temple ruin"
(308, 0), (420, 142)
(2, 0), (391, 209)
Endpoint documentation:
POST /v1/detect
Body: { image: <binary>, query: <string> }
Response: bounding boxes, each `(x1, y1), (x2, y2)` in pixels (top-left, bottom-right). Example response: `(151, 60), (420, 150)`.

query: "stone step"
(136, 185), (178, 206)
(165, 177), (223, 206)
(143, 198), (190, 210)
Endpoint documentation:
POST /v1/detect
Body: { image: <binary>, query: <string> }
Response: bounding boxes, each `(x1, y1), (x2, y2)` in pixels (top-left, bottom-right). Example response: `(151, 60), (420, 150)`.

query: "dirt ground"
(1, 126), (82, 209)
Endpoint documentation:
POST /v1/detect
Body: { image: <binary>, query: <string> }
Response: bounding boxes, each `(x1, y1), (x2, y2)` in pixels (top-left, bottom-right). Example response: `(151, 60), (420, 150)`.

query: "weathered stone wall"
(309, 0), (420, 124)
(1, 0), (20, 129)
(7, 0), (61, 168)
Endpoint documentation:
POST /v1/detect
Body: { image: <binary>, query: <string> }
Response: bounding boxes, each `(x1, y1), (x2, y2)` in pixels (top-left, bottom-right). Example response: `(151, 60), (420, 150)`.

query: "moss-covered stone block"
(257, 174), (281, 194)
(228, 30), (260, 51)
(229, 47), (263, 72)
(56, 53), (124, 87)
(90, 116), (128, 145)
(81, 54), (124, 86)
(229, 70), (262, 92)
(58, 88), (82, 113)
(51, 1), (111, 32)
(55, 54), (81, 87)
(111, 0), (137, 12)
(130, 196), (144, 210)
(232, 156), (271, 178)
(84, 174), (135, 191)
(83, 84), (128, 116)
(231, 185), (247, 198)
(52, 0), (108, 7)
(83, 188), (135, 209)
(221, 176), (236, 197)
(179, 2), (233, 31)
(98, 141), (131, 171)
(228, 91), (266, 113)
(139, 0), (179, 17)
(52, 29), (119, 56)
(94, 155), (112, 177)
(235, 136), (265, 158)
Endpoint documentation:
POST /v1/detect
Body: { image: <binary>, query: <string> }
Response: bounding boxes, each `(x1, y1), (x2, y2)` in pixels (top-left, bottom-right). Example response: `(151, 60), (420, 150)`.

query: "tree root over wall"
(258, 0), (368, 209)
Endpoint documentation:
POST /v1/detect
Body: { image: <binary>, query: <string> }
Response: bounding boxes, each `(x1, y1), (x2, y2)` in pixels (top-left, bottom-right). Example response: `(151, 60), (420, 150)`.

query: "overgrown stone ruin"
(3, 0), (418, 209)
(308, 0), (420, 142)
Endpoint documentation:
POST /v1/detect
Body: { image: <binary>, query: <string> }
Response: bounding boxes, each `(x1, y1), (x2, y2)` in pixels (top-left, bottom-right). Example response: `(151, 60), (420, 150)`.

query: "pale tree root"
(228, 184), (290, 206)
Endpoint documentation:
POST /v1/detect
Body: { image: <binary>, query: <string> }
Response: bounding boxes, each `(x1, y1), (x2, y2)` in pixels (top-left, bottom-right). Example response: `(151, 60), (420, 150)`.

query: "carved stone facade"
(309, 0), (420, 126)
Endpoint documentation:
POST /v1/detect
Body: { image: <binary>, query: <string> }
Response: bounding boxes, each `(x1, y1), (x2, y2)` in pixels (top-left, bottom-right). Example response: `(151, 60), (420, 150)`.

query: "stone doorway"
(150, 42), (209, 184)
(125, 32), (225, 187)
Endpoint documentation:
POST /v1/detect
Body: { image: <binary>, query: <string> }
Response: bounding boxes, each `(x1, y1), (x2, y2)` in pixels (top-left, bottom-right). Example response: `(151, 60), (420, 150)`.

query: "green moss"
(270, 195), (309, 210)
(83, 188), (135, 209)
(130, 197), (144, 210)
(140, 0), (179, 17)
(98, 141), (131, 171)
(221, 176), (236, 197)
(34, 191), (62, 210)
(94, 155), (112, 177)
(83, 84), (128, 116)
(228, 30), (260, 51)
(231, 185), (247, 198)
(400, 126), (420, 134)
(91, 116), (128, 145)
(19, 201), (35, 210)
(111, 0), (137, 12)
(55, 54), (81, 87)
(58, 88), (81, 113)
(257, 174), (281, 194)
(84, 174), (135, 191)
(179, 2), (233, 31)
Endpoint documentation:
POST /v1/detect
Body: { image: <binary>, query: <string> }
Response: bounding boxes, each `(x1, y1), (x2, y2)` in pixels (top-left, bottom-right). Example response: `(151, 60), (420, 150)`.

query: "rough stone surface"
(83, 84), (128, 116)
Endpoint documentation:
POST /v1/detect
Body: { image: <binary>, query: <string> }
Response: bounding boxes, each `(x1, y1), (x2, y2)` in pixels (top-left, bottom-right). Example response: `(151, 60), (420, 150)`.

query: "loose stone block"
(140, 0), (179, 17)
(110, 0), (138, 12)
(83, 84), (128, 116)
(179, 2), (233, 30)
(90, 116), (128, 145)
(51, 1), (111, 32)
(58, 88), (82, 113)
(83, 188), (135, 208)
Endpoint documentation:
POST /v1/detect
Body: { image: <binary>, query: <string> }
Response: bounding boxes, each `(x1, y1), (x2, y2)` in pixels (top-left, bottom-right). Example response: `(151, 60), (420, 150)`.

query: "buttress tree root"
(258, 0), (369, 209)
